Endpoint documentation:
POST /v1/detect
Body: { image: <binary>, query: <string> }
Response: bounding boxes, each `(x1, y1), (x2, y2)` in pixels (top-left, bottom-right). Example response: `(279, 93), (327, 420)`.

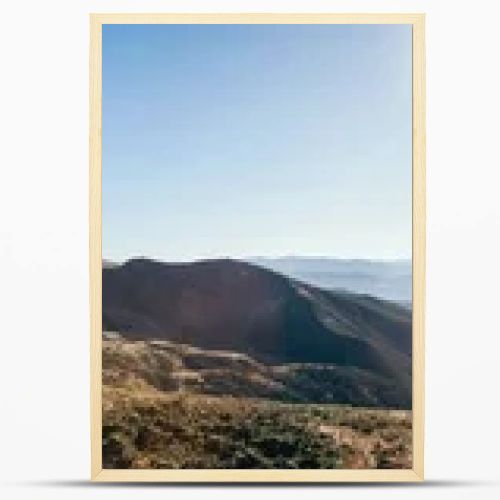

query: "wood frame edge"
(92, 468), (422, 483)
(89, 12), (426, 25)
(89, 14), (103, 478)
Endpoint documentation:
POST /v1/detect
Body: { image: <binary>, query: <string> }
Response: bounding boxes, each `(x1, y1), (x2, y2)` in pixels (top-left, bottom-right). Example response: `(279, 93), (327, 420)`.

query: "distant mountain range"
(103, 258), (412, 408)
(248, 257), (412, 305)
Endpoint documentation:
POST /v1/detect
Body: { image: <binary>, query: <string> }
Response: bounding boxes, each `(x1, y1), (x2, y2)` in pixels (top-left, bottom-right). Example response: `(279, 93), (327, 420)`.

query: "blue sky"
(103, 24), (412, 262)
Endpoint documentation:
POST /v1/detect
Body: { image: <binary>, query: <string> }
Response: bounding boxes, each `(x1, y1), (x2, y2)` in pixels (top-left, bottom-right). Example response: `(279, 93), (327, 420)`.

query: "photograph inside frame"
(100, 22), (414, 470)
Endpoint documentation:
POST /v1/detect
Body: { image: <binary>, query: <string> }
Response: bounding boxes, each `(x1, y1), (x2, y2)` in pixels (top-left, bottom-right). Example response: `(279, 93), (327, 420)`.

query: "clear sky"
(103, 24), (412, 262)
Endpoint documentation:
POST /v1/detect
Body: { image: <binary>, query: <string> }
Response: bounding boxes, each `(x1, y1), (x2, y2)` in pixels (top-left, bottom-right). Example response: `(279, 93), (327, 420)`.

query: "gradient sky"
(103, 24), (412, 262)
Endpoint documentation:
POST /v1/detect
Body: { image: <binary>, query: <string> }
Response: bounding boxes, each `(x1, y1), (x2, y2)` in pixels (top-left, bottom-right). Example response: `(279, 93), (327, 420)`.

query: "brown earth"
(102, 336), (412, 469)
(103, 258), (412, 408)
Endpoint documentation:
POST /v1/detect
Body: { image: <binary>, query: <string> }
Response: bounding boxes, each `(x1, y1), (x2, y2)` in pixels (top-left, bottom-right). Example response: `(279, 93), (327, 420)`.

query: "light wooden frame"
(90, 13), (425, 483)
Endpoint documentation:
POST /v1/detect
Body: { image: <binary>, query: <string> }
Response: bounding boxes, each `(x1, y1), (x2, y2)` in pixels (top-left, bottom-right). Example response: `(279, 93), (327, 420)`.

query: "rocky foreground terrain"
(103, 335), (412, 469)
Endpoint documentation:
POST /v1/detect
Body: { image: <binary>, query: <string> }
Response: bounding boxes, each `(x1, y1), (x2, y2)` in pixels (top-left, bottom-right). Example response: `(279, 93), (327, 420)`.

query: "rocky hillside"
(103, 258), (412, 408)
(103, 335), (412, 469)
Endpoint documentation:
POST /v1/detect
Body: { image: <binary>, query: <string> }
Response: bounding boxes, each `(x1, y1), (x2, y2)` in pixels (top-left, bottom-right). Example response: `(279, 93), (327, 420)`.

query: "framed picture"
(90, 13), (425, 482)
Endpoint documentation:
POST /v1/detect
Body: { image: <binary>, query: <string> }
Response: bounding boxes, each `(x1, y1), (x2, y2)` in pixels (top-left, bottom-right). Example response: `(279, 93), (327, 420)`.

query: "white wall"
(1, 1), (499, 498)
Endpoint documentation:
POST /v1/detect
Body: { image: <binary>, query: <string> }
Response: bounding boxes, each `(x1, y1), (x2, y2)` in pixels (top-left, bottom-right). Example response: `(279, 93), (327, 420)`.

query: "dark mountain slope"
(103, 258), (412, 406)
(103, 334), (410, 408)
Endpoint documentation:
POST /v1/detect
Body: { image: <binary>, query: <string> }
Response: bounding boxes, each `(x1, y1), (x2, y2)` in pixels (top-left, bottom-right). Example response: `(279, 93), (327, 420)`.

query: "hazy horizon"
(103, 254), (412, 265)
(103, 24), (412, 263)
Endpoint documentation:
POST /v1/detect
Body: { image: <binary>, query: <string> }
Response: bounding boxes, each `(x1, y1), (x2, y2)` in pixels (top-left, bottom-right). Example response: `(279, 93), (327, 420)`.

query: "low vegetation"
(103, 336), (412, 469)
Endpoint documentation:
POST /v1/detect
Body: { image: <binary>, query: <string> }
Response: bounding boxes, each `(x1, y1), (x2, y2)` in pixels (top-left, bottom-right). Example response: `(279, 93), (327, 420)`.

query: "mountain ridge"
(103, 257), (411, 408)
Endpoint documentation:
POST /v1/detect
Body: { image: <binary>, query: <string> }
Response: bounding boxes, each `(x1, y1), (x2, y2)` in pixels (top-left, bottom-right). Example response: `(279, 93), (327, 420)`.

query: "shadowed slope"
(103, 258), (412, 407)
